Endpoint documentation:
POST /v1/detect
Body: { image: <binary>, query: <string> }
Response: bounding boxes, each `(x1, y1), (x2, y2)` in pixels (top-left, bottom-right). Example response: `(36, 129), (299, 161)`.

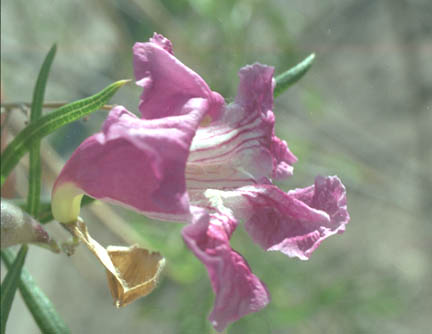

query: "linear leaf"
(0, 245), (28, 334)
(28, 44), (57, 216)
(274, 53), (315, 98)
(1, 249), (70, 334)
(0, 79), (129, 186)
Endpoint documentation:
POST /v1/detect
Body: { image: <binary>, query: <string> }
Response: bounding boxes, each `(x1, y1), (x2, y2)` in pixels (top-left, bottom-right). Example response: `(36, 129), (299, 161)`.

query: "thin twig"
(1, 102), (114, 111)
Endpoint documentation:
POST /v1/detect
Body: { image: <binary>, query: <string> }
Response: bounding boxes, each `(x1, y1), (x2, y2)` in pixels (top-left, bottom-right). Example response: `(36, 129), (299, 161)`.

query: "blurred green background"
(1, 0), (431, 333)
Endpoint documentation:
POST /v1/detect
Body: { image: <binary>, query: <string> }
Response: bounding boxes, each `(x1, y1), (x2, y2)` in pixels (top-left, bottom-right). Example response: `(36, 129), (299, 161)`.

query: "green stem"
(1, 249), (70, 334)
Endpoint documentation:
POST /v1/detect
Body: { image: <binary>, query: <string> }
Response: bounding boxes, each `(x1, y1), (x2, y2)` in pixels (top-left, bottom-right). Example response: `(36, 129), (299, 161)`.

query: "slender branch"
(1, 102), (114, 111)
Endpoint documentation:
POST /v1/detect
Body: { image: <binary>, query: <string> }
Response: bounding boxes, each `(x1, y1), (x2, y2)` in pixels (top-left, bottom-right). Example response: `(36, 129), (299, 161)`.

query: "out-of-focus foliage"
(1, 246), (28, 334)
(1, 248), (70, 334)
(1, 0), (431, 333)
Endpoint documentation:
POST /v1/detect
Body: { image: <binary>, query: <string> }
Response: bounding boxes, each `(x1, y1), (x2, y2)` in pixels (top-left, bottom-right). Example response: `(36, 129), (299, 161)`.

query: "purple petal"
(289, 175), (349, 228)
(133, 35), (224, 120)
(183, 207), (270, 331)
(206, 176), (349, 260)
(52, 103), (209, 223)
(235, 63), (275, 112)
(270, 136), (297, 179)
(149, 33), (174, 54)
(236, 63), (298, 179)
(186, 64), (297, 195)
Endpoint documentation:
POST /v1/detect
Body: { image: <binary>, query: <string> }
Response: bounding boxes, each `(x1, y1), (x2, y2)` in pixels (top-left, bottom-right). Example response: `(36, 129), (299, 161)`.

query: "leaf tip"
(307, 53), (316, 63)
(116, 79), (132, 87)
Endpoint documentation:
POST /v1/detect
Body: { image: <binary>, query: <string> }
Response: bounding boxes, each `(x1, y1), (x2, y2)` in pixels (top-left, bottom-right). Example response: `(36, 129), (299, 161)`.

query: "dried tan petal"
(70, 219), (165, 307)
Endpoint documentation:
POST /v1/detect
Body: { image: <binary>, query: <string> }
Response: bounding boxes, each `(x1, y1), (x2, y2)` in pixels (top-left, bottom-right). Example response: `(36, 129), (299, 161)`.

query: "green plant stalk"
(27, 44), (57, 217)
(28, 147), (42, 214)
(1, 249), (70, 334)
(274, 53), (315, 98)
(0, 79), (129, 187)
(0, 245), (28, 334)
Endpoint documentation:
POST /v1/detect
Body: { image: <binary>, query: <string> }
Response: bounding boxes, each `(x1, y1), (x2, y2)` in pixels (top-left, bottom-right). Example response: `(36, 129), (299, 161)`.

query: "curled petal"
(186, 64), (296, 196)
(52, 103), (209, 223)
(235, 63), (275, 113)
(288, 175), (349, 230)
(237, 64), (297, 179)
(133, 35), (224, 120)
(182, 208), (270, 332)
(270, 136), (297, 179)
(149, 33), (174, 54)
(206, 175), (349, 260)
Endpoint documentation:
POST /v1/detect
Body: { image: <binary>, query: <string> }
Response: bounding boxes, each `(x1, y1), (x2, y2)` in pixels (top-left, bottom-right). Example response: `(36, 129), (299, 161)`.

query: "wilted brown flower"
(69, 219), (165, 307)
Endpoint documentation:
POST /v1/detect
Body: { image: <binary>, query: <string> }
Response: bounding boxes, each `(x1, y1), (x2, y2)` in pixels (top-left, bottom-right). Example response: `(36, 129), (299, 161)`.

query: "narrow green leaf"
(274, 53), (315, 98)
(0, 79), (129, 186)
(28, 146), (42, 213)
(28, 44), (57, 216)
(1, 249), (70, 334)
(0, 245), (28, 334)
(30, 45), (57, 124)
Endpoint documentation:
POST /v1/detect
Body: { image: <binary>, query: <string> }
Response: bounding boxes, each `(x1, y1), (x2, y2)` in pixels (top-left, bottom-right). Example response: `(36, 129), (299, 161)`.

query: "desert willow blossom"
(52, 33), (349, 331)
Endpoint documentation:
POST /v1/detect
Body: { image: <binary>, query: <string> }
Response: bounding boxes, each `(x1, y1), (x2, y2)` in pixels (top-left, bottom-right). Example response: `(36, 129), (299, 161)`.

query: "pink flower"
(52, 33), (349, 331)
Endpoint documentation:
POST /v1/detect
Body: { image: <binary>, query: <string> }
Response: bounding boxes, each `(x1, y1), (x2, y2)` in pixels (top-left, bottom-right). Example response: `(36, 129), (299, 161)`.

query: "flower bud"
(1, 199), (52, 248)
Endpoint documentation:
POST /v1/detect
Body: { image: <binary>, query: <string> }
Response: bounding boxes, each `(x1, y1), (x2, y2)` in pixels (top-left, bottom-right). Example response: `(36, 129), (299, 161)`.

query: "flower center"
(199, 114), (212, 127)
